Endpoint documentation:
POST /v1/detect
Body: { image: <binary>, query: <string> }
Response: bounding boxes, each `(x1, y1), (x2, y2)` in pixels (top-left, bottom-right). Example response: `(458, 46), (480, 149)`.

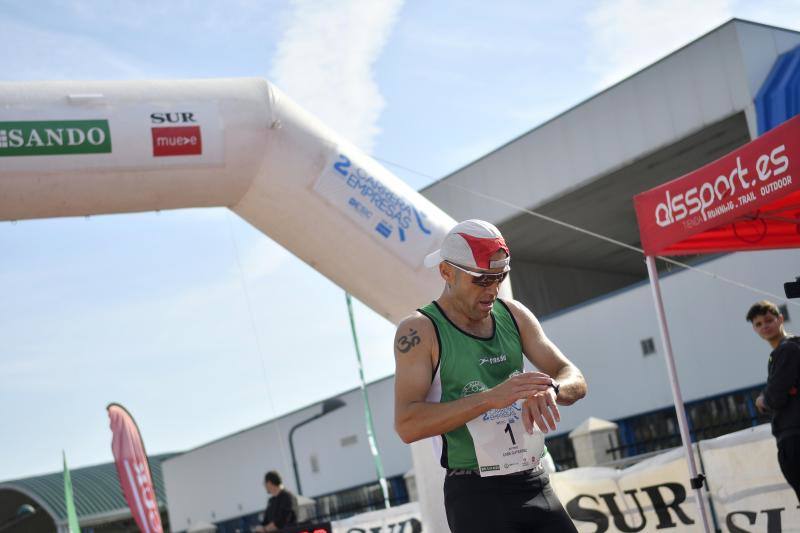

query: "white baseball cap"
(424, 219), (510, 271)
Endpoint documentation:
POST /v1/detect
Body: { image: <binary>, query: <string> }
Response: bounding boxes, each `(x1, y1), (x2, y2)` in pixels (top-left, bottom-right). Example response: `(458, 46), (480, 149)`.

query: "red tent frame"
(633, 114), (800, 532)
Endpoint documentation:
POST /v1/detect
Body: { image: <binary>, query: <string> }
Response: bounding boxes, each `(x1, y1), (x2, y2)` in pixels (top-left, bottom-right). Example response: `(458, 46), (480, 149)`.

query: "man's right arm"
(393, 313), (552, 444)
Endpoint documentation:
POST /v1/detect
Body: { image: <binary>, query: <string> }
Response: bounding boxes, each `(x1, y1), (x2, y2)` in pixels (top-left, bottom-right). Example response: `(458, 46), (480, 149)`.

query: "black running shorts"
(443, 468), (577, 533)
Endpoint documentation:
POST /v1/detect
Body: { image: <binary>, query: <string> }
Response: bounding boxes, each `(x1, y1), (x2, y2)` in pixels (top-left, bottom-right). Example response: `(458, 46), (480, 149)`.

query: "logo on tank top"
(462, 380), (488, 397)
(479, 353), (507, 366)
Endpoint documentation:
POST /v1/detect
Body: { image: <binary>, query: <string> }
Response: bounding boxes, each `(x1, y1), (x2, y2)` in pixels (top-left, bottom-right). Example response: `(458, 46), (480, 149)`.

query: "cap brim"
(423, 249), (443, 268)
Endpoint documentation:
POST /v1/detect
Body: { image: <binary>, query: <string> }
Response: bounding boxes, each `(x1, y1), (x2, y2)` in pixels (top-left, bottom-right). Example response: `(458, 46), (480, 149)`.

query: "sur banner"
(331, 502), (422, 533)
(277, 503), (422, 533)
(107, 403), (164, 533)
(550, 424), (799, 532)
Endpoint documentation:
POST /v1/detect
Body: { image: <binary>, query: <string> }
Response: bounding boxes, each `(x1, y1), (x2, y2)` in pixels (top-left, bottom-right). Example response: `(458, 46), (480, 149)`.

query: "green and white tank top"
(419, 299), (525, 470)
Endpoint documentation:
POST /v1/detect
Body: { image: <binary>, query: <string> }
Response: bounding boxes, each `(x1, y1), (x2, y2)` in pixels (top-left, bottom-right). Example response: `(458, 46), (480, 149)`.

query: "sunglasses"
(446, 261), (509, 287)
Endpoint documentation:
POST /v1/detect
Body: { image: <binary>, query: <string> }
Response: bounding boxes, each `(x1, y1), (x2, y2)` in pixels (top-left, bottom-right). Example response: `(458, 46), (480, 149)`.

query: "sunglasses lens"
(473, 271), (507, 286)
(447, 262), (508, 286)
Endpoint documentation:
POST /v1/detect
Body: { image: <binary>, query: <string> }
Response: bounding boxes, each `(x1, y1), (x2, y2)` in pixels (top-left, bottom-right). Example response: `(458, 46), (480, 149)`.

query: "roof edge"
(0, 452), (178, 485)
(164, 372), (396, 461)
(53, 502), (168, 528)
(0, 483), (62, 522)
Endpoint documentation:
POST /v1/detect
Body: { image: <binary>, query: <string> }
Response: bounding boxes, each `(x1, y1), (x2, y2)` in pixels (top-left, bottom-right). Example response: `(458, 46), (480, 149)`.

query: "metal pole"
(288, 423), (303, 496)
(345, 292), (391, 509)
(288, 413), (322, 496)
(645, 256), (712, 533)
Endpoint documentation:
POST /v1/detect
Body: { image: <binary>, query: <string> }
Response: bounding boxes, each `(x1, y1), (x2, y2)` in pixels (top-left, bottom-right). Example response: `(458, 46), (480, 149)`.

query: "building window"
(641, 337), (656, 356)
(340, 435), (358, 447)
(608, 384), (770, 460)
(780, 304), (790, 322)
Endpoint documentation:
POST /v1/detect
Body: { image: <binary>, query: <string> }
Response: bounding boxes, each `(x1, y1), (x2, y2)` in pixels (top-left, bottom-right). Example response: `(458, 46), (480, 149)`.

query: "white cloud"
(586, 0), (732, 89)
(270, 0), (404, 152)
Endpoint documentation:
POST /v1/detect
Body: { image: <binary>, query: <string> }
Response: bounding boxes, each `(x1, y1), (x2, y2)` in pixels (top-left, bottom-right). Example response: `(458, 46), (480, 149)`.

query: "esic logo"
(150, 112), (202, 157)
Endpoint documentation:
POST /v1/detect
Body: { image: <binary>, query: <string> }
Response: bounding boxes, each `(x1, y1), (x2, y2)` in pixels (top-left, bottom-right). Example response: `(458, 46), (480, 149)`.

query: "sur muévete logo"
(0, 120), (111, 156)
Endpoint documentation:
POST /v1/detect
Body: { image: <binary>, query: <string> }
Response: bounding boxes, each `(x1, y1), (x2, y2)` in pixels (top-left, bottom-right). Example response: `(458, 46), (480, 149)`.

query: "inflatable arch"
(0, 78), (519, 531)
(0, 78), (457, 323)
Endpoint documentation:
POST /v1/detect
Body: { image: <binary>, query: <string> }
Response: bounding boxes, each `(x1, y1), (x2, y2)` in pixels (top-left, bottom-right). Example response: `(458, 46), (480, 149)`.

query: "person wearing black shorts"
(394, 220), (587, 532)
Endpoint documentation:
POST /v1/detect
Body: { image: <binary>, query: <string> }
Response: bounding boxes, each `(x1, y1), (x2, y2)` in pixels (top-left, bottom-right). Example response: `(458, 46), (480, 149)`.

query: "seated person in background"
(253, 471), (298, 532)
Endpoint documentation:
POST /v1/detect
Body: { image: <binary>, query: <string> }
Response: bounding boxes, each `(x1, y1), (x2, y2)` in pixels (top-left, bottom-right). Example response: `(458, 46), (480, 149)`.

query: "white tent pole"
(645, 255), (712, 533)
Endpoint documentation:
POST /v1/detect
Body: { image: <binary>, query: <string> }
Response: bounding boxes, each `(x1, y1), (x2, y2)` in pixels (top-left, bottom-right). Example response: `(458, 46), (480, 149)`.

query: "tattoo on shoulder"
(396, 328), (421, 353)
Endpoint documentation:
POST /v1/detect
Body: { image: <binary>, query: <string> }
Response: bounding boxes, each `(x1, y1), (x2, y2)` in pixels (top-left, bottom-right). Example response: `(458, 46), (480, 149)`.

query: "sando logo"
(0, 120), (111, 156)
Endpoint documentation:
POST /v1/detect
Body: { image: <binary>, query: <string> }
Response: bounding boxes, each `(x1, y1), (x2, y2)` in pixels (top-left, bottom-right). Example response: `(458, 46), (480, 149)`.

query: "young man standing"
(748, 300), (800, 502)
(254, 471), (298, 532)
(394, 219), (587, 532)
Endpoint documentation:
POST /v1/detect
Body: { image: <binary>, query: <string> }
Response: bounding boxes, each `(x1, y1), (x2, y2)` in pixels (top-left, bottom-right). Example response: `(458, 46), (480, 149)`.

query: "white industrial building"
(162, 377), (411, 532)
(163, 18), (800, 531)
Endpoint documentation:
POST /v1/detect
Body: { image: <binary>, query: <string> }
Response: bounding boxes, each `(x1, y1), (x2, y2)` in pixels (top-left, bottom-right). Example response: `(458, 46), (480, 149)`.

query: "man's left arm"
(505, 299), (587, 404)
(504, 299), (587, 432)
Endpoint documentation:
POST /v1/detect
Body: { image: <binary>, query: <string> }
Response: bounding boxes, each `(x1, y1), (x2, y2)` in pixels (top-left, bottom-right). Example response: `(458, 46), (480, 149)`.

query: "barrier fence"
(550, 423), (798, 533)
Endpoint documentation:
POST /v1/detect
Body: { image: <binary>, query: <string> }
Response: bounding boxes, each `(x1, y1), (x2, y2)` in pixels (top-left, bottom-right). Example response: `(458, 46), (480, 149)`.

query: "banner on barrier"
(700, 424), (799, 532)
(550, 424), (799, 532)
(552, 447), (700, 532)
(331, 502), (422, 533)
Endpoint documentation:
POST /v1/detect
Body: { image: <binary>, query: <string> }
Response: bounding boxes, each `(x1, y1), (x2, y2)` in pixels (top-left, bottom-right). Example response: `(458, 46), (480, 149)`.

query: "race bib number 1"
(466, 400), (545, 477)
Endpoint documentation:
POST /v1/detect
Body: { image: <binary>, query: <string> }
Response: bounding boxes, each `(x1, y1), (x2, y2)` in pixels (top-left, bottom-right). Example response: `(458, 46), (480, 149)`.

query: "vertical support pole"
(345, 292), (391, 509)
(645, 256), (712, 533)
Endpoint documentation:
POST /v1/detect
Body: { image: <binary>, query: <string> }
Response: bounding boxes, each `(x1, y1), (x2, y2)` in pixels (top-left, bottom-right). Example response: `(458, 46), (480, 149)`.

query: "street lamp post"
(0, 504), (36, 532)
(289, 398), (346, 496)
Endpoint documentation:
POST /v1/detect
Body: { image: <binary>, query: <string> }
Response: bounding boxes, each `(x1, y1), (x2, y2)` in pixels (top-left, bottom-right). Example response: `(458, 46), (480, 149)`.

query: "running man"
(394, 219), (587, 532)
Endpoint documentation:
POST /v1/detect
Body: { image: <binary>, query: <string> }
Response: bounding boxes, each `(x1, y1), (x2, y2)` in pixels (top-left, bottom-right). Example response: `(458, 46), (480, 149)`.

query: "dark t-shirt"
(764, 336), (800, 440)
(262, 489), (298, 529)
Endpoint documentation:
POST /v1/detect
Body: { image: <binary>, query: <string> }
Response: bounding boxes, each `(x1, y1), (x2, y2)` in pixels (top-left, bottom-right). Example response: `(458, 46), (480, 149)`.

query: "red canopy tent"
(633, 114), (800, 532)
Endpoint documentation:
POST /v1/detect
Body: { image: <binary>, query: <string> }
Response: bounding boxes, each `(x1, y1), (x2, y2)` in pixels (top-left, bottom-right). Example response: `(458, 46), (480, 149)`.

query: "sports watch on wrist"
(549, 380), (560, 396)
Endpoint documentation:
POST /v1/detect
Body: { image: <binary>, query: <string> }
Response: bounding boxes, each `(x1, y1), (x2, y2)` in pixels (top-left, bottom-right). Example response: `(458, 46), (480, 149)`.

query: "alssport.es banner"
(634, 114), (800, 256)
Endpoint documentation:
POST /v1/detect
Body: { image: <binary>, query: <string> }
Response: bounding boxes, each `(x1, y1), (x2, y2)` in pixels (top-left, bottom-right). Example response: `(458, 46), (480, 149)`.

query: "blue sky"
(2, 0), (799, 482)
